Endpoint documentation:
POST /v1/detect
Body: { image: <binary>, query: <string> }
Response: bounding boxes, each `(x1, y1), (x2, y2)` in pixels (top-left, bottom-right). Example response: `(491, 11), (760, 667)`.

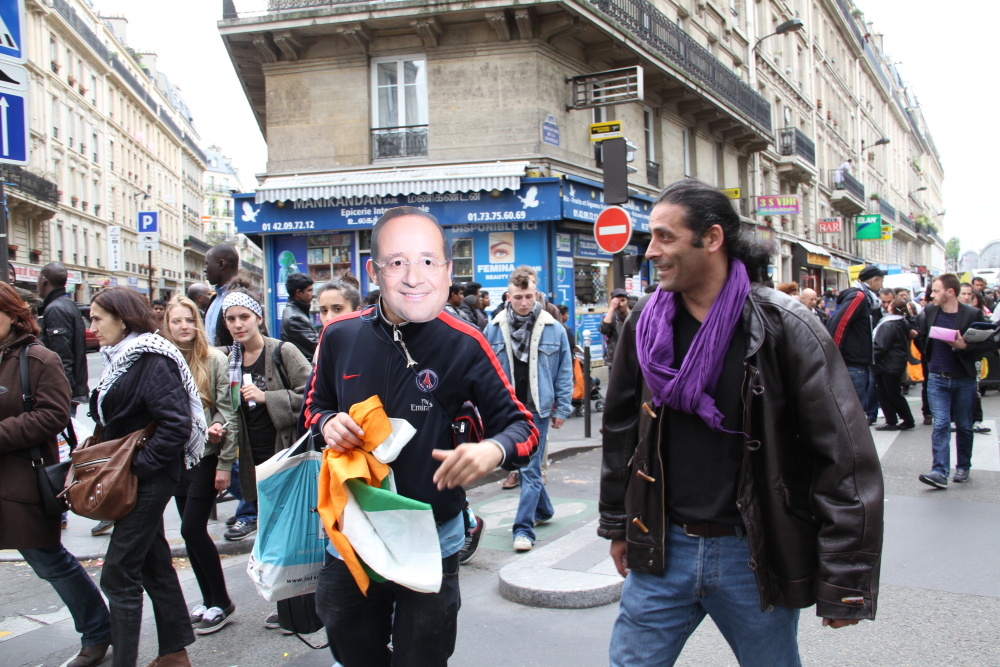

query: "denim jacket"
(485, 308), (573, 420)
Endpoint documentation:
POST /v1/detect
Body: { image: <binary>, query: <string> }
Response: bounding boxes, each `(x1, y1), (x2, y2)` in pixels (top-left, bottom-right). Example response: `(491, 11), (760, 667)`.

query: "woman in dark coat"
(87, 287), (207, 667)
(0, 281), (111, 667)
(873, 298), (916, 431)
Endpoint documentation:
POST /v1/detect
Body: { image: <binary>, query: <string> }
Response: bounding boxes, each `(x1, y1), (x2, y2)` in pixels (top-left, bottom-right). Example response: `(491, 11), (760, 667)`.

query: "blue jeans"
(847, 366), (878, 421)
(227, 459), (257, 522)
(610, 524), (801, 667)
(927, 374), (977, 475)
(512, 413), (554, 544)
(20, 544), (111, 647)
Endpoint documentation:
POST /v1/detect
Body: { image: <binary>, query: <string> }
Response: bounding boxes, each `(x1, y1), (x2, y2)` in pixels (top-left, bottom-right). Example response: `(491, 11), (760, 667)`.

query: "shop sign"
(589, 121), (622, 142)
(756, 195), (799, 216)
(575, 312), (606, 359)
(575, 235), (613, 259)
(128, 277), (139, 287)
(88, 276), (118, 287)
(10, 262), (39, 282)
(66, 270), (82, 285)
(807, 252), (831, 267)
(561, 176), (651, 232)
(108, 226), (122, 271)
(555, 255), (575, 326)
(855, 214), (882, 240)
(881, 224), (893, 241)
(541, 114), (560, 147)
(818, 217), (842, 234)
(721, 188), (741, 200)
(556, 232), (572, 253)
(236, 180), (563, 235)
(830, 256), (850, 272)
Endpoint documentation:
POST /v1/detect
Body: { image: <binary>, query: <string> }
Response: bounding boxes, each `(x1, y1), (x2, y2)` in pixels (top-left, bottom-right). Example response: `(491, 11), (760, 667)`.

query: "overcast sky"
(95, 0), (995, 254)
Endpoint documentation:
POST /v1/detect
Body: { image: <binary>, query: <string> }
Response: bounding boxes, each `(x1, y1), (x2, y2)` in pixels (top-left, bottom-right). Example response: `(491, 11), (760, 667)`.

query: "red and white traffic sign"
(594, 206), (632, 254)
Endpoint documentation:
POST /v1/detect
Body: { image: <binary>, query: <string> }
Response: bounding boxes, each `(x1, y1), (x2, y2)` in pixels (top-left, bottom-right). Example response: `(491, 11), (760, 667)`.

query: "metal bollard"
(583, 330), (592, 438)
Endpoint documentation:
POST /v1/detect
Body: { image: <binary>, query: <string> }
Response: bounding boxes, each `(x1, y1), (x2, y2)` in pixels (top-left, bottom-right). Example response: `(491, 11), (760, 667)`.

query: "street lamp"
(908, 186), (928, 197)
(873, 137), (890, 146)
(754, 18), (805, 51)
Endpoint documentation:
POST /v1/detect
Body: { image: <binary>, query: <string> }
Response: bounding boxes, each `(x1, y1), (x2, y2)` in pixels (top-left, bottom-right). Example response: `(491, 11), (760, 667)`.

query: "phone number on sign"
(260, 221), (316, 231)
(466, 211), (527, 222)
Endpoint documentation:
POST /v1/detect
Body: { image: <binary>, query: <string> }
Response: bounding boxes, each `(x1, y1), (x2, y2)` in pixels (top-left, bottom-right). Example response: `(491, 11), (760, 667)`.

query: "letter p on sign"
(139, 211), (158, 233)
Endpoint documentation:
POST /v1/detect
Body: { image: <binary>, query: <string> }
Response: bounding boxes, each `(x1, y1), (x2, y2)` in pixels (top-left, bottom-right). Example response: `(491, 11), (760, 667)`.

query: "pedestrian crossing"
(872, 419), (1000, 471)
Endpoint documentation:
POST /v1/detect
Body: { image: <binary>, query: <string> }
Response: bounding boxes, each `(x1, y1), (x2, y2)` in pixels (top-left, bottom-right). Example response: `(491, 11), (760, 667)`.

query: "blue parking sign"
(139, 211), (159, 233)
(0, 89), (27, 165)
(0, 0), (25, 63)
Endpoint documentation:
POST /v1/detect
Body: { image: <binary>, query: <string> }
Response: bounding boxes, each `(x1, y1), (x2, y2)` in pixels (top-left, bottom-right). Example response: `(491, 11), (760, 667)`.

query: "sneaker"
(874, 423), (899, 431)
(225, 519), (257, 541)
(226, 515), (238, 527)
(513, 535), (533, 552)
(923, 416), (933, 426)
(196, 604), (236, 635)
(91, 520), (114, 536)
(501, 471), (519, 489)
(953, 469), (970, 483)
(973, 422), (992, 434)
(918, 471), (948, 489)
(459, 515), (484, 565)
(189, 604), (207, 626)
(264, 610), (281, 629)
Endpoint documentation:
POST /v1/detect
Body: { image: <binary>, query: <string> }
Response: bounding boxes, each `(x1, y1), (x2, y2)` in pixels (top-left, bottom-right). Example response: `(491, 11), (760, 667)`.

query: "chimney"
(99, 15), (128, 45)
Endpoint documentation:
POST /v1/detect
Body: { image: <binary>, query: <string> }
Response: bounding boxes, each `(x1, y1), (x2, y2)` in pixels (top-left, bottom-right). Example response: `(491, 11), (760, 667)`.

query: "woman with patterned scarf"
(221, 278), (311, 630)
(87, 286), (207, 667)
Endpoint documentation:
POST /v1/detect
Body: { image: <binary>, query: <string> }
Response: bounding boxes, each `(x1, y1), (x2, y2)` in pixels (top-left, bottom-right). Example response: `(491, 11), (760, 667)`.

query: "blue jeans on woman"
(927, 374), (977, 475)
(19, 545), (111, 647)
(512, 413), (553, 545)
(610, 524), (801, 667)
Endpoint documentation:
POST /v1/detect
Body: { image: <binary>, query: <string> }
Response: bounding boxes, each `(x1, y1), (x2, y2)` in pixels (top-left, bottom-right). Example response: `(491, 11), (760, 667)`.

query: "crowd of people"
(0, 177), (995, 667)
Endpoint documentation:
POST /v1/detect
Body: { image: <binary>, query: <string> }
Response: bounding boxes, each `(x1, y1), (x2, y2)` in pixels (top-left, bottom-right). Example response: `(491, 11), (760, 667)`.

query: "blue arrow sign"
(0, 0), (25, 63)
(0, 90), (28, 165)
(138, 211), (159, 233)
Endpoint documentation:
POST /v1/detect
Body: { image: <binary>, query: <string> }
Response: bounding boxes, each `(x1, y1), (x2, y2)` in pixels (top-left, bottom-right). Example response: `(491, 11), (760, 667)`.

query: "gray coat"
(235, 337), (312, 503)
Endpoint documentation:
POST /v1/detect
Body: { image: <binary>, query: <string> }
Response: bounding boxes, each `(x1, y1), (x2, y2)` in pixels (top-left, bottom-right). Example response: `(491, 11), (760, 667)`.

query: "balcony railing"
(647, 161), (660, 188)
(591, 0), (771, 134)
(372, 126), (428, 160)
(829, 169), (864, 201)
(879, 198), (896, 222)
(1, 165), (60, 205)
(51, 0), (109, 61)
(778, 127), (815, 165)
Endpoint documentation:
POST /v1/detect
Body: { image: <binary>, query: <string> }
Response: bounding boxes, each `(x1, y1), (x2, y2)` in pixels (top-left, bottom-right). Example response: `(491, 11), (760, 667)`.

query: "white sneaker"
(189, 604), (207, 626)
(513, 536), (533, 552)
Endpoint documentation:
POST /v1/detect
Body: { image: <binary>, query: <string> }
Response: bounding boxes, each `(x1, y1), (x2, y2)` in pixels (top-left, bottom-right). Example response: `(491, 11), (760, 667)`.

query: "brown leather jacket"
(599, 285), (883, 620)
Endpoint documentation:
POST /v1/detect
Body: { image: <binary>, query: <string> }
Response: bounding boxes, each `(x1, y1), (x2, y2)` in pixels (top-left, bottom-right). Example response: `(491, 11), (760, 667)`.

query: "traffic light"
(602, 137), (637, 205)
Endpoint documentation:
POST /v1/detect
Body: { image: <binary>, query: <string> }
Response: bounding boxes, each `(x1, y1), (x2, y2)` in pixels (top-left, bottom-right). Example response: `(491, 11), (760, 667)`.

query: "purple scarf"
(635, 258), (751, 432)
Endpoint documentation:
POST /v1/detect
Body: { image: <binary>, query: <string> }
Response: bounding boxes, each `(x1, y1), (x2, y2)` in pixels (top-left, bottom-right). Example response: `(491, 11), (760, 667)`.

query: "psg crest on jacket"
(415, 369), (439, 393)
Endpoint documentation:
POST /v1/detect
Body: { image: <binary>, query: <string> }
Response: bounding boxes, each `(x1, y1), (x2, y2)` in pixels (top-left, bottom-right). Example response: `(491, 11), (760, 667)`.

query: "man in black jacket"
(37, 263), (88, 413)
(280, 272), (318, 359)
(827, 265), (885, 424)
(600, 180), (882, 666)
(914, 274), (995, 488)
(204, 244), (240, 346)
(304, 207), (537, 667)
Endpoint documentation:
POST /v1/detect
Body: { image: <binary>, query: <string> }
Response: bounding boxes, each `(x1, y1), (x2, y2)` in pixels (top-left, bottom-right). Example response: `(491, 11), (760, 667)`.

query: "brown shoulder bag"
(62, 422), (157, 521)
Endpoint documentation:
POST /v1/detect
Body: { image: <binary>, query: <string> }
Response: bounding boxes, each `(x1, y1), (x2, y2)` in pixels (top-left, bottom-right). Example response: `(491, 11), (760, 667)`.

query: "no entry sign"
(594, 206), (633, 254)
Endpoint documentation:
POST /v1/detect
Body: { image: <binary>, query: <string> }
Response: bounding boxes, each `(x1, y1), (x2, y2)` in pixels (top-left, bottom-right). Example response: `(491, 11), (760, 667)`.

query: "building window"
(644, 107), (659, 187)
(593, 106), (607, 167)
(452, 239), (473, 283)
(682, 127), (692, 177)
(51, 97), (59, 138)
(371, 56), (428, 159)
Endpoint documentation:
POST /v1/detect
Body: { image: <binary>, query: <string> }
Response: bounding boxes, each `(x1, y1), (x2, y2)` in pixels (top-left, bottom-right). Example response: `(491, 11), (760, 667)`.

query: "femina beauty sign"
(756, 195), (800, 216)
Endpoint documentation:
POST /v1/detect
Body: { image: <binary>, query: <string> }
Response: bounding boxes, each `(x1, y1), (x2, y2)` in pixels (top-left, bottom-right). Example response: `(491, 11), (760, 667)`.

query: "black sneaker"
(953, 469), (970, 483)
(918, 471), (948, 489)
(196, 604), (236, 635)
(923, 416), (933, 426)
(973, 422), (992, 434)
(224, 519), (258, 541)
(459, 515), (484, 565)
(874, 423), (899, 431)
(226, 515), (238, 527)
(899, 422), (916, 431)
(91, 520), (114, 536)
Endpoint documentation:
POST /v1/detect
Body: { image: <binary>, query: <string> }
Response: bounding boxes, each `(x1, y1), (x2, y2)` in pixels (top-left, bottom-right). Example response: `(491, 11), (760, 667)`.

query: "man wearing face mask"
(302, 207), (538, 667)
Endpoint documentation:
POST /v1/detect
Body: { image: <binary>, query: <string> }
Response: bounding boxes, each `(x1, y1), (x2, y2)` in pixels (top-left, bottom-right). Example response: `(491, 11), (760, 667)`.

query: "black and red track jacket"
(303, 304), (538, 523)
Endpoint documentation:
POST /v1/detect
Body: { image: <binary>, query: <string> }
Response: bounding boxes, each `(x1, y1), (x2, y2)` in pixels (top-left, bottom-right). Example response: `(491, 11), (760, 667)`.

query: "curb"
(468, 443), (601, 490)
(1, 535), (255, 563)
(498, 518), (622, 609)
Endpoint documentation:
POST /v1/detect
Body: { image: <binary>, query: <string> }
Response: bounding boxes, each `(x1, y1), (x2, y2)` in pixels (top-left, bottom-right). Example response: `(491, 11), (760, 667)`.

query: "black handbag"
(20, 343), (77, 517)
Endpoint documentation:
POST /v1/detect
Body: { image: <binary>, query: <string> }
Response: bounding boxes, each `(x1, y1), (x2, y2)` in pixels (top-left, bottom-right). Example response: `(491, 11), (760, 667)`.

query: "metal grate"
(372, 126), (429, 160)
(778, 127), (815, 165)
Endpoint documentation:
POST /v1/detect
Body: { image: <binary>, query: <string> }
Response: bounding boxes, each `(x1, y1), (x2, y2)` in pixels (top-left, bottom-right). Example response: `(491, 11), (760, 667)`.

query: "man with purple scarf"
(599, 179), (883, 667)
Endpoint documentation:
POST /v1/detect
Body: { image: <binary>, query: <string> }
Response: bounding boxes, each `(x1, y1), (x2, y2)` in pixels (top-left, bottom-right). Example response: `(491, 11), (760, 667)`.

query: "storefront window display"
(451, 238), (474, 283)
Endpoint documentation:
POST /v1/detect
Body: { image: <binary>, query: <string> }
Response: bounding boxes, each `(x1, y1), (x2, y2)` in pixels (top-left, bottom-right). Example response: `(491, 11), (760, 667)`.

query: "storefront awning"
(795, 241), (832, 258)
(254, 161), (530, 204)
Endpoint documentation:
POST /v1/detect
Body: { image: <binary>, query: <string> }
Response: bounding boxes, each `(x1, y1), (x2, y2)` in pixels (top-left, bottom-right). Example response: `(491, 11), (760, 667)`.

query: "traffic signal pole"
(601, 137), (632, 294)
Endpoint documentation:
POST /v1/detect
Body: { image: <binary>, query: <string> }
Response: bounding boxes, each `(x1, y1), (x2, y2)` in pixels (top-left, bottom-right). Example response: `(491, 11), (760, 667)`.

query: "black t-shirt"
(512, 356), (536, 413)
(240, 352), (278, 465)
(927, 310), (965, 375)
(663, 302), (746, 526)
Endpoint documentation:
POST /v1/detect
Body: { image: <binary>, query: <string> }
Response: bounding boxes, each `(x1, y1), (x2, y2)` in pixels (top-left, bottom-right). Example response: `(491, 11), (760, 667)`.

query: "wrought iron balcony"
(372, 126), (429, 160)
(879, 198), (896, 223)
(590, 0), (771, 134)
(828, 168), (865, 216)
(778, 127), (815, 165)
(647, 161), (660, 188)
(1, 165), (59, 206)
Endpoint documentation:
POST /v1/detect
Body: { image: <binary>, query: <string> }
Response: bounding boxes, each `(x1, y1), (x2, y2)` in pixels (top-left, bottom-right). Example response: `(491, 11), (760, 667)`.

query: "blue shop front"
(234, 175), (653, 361)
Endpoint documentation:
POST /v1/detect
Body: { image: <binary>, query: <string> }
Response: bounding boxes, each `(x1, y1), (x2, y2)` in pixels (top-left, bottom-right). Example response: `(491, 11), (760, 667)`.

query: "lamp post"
(753, 18), (805, 52)
(582, 330), (592, 438)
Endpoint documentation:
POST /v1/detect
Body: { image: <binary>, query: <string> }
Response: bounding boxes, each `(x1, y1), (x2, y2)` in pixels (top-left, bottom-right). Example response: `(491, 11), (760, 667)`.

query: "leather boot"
(155, 650), (192, 667)
(67, 642), (110, 667)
